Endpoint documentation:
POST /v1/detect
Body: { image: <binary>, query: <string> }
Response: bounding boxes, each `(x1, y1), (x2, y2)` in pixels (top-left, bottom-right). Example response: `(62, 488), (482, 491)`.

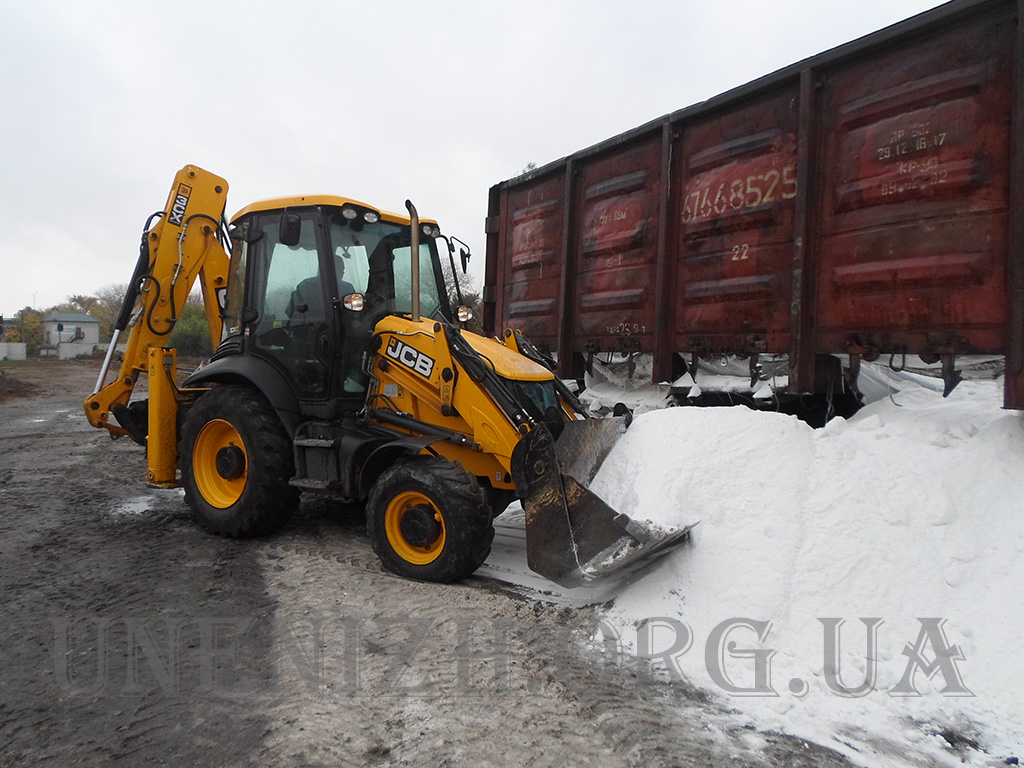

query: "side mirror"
(229, 222), (264, 244)
(279, 212), (302, 247)
(448, 236), (472, 274)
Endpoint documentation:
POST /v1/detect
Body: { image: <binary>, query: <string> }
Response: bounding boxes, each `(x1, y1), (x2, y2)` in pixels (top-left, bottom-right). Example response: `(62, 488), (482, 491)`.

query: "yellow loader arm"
(84, 165), (231, 485)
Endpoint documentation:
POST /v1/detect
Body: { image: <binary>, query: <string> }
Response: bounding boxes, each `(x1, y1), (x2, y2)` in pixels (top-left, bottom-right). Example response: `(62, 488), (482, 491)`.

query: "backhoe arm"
(84, 165), (231, 451)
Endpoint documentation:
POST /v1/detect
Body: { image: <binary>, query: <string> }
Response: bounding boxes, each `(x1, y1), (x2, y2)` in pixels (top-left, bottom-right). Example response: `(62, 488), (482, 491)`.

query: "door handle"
(316, 332), (331, 362)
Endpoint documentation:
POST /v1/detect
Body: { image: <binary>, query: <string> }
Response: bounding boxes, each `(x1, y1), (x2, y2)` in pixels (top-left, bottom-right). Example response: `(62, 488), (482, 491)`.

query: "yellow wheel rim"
(193, 419), (247, 509)
(384, 490), (446, 565)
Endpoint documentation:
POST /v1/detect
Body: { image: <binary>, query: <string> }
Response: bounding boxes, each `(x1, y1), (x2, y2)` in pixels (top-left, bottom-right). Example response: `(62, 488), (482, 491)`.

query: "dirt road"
(0, 360), (853, 767)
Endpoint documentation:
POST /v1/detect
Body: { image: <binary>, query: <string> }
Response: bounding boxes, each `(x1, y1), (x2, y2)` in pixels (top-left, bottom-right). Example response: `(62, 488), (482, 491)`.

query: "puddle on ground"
(110, 496), (156, 516)
(109, 488), (185, 516)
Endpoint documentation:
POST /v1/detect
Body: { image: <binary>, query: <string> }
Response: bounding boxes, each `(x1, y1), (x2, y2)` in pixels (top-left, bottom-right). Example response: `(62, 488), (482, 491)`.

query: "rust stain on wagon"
(572, 138), (663, 356)
(674, 91), (800, 357)
(817, 8), (1013, 359)
(499, 175), (567, 352)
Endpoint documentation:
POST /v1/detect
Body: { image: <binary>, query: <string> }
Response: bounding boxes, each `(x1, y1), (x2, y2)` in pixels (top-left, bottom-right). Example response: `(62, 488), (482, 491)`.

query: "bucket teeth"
(511, 418), (691, 588)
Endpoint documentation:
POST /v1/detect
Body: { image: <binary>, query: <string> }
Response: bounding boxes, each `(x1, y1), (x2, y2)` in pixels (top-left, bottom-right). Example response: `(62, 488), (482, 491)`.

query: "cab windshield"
(327, 209), (449, 320)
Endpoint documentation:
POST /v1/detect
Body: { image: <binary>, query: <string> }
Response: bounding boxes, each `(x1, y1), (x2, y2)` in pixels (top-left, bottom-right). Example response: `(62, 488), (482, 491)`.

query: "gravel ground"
(0, 359), (855, 767)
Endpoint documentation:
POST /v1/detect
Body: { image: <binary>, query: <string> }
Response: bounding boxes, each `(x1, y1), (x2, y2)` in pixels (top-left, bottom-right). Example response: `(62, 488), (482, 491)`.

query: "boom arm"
(84, 165), (231, 450)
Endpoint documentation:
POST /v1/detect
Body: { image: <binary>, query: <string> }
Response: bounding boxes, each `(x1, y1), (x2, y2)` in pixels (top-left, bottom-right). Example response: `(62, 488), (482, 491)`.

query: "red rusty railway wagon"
(483, 0), (1024, 414)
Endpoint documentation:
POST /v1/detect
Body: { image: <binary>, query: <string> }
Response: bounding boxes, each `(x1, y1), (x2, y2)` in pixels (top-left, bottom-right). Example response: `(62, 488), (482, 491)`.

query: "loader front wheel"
(180, 385), (299, 537)
(367, 457), (494, 582)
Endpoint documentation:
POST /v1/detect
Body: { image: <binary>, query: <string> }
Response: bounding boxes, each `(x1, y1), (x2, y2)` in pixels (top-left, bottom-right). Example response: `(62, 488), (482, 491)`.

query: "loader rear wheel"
(367, 457), (494, 583)
(179, 385), (299, 537)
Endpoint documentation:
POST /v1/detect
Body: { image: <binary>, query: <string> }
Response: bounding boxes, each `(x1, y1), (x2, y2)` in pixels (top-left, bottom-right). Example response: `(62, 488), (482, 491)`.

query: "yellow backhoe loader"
(84, 165), (689, 587)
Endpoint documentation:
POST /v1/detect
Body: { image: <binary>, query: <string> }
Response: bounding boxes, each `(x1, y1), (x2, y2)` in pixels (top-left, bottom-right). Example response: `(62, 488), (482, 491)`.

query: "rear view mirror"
(229, 222), (264, 244)
(444, 236), (472, 274)
(279, 212), (302, 246)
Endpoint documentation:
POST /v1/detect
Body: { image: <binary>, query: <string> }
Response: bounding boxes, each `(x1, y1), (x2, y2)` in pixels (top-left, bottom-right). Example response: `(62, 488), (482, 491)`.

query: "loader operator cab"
(223, 197), (452, 404)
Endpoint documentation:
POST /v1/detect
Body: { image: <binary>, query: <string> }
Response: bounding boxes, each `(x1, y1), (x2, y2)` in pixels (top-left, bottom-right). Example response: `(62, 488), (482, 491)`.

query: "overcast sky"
(1, 0), (947, 318)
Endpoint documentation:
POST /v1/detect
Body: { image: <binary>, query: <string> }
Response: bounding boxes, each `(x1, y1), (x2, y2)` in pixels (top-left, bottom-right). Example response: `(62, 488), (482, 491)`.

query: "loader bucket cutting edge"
(510, 418), (692, 588)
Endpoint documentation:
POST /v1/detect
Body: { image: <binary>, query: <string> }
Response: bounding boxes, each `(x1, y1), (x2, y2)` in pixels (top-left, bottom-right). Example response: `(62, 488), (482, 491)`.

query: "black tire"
(366, 456), (494, 583)
(179, 385), (299, 537)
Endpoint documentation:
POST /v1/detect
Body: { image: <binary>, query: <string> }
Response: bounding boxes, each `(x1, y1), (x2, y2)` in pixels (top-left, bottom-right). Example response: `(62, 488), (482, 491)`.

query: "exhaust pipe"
(405, 199), (420, 323)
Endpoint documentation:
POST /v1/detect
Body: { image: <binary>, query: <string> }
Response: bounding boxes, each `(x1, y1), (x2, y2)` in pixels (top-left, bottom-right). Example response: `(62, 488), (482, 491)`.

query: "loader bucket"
(510, 417), (692, 588)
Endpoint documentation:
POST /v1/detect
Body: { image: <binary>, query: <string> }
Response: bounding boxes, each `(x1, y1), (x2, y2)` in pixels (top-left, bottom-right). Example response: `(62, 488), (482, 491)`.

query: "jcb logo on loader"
(168, 183), (192, 227)
(386, 337), (435, 379)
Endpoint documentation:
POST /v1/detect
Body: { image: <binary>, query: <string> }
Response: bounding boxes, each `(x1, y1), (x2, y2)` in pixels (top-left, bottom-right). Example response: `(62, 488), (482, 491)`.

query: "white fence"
(56, 342), (96, 360)
(0, 342), (27, 361)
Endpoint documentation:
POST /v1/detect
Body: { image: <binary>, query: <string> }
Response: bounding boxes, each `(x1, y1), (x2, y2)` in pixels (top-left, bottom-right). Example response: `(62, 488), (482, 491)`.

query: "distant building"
(43, 312), (100, 358)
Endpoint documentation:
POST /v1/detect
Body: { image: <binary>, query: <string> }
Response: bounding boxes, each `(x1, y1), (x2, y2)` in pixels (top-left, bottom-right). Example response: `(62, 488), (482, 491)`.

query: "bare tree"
(52, 294), (102, 315)
(91, 284), (129, 342)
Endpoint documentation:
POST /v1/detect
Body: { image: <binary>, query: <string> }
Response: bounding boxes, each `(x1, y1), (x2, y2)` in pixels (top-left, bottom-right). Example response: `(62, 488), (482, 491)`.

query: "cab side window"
(251, 212), (331, 398)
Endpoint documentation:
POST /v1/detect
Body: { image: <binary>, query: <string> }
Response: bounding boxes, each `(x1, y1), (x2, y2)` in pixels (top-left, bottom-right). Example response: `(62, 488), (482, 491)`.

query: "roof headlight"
(363, 211), (380, 224)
